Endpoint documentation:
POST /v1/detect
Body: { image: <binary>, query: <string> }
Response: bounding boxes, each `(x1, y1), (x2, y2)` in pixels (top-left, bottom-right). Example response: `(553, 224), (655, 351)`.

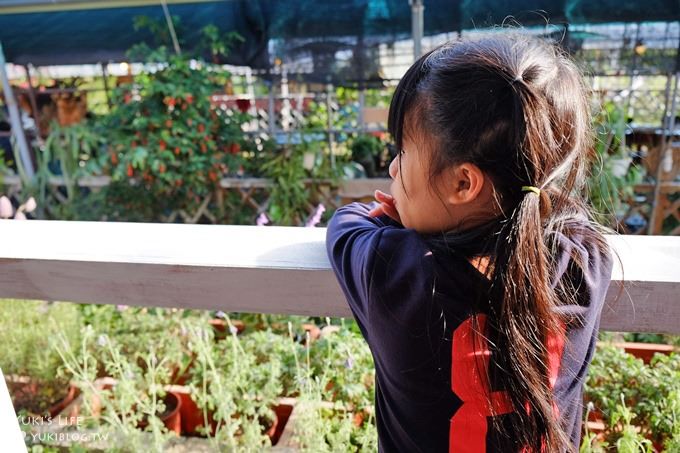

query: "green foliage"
(587, 101), (643, 228)
(611, 395), (655, 453)
(261, 139), (344, 225)
(54, 326), (177, 452)
(585, 344), (680, 447)
(0, 300), (80, 415)
(41, 121), (106, 219)
(350, 133), (386, 177)
(97, 52), (248, 221)
(289, 320), (378, 452)
(77, 305), (199, 379)
(186, 322), (280, 450)
(200, 25), (245, 63)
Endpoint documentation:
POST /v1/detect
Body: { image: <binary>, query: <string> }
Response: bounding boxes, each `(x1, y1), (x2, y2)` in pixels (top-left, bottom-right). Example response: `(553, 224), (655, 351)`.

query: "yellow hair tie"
(521, 186), (541, 196)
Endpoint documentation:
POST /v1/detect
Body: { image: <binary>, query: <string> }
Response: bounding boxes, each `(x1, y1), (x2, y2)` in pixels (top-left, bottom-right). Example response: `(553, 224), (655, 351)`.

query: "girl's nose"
(388, 155), (399, 179)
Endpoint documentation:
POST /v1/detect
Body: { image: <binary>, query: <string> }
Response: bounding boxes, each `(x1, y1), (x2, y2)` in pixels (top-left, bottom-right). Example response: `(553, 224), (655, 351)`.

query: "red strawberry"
(127, 164), (134, 177)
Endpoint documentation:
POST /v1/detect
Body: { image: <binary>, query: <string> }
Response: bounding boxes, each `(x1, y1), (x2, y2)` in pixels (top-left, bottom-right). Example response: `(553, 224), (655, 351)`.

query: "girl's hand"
(368, 190), (402, 224)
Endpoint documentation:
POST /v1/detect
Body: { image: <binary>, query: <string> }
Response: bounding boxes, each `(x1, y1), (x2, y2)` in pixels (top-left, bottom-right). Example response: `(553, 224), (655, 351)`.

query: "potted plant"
(585, 343), (680, 450)
(53, 326), (186, 451)
(0, 299), (81, 417)
(183, 321), (284, 449)
(276, 319), (378, 451)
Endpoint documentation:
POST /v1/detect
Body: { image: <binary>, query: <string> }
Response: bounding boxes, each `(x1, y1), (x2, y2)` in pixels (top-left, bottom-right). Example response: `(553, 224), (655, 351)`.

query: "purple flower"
(215, 310), (227, 319)
(305, 203), (326, 228)
(116, 305), (128, 312)
(256, 212), (269, 226)
(344, 357), (354, 369)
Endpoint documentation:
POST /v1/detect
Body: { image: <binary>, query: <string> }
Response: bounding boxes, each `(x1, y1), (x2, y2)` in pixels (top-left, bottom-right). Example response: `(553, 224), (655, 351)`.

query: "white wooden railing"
(0, 221), (679, 451)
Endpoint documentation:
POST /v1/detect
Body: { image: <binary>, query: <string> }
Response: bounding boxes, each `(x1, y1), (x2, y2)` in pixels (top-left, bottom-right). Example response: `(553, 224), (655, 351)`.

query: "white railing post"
(0, 368), (27, 453)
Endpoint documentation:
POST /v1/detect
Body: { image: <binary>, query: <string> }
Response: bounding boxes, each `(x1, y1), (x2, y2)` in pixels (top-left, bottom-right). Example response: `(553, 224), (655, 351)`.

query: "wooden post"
(648, 36), (680, 234)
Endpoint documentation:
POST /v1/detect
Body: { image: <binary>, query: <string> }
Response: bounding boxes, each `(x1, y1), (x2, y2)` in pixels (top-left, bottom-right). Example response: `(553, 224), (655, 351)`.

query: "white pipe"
(0, 41), (35, 179)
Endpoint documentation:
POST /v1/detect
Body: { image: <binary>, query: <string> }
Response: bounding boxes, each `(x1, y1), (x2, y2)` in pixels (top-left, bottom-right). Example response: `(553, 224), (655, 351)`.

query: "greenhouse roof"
(0, 0), (678, 67)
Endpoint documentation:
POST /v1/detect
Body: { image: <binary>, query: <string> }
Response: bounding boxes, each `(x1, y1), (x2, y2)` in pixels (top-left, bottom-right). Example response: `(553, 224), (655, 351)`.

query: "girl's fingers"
(367, 204), (384, 217)
(370, 190), (400, 222)
(380, 202), (401, 222)
(369, 202), (401, 223)
(374, 190), (394, 204)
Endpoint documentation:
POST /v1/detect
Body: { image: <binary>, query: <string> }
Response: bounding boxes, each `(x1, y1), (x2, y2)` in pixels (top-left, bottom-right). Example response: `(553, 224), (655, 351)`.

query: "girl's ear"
(446, 163), (485, 205)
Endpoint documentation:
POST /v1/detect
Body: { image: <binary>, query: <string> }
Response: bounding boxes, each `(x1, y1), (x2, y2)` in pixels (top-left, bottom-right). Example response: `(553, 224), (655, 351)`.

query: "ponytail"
(484, 72), (570, 452)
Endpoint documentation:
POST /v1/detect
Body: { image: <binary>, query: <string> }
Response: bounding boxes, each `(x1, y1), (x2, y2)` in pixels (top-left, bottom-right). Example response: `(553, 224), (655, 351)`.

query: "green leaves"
(585, 344), (680, 448)
(587, 101), (644, 228)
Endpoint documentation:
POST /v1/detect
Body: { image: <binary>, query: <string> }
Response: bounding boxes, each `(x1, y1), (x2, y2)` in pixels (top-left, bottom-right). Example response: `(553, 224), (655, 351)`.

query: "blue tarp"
(0, 0), (677, 67)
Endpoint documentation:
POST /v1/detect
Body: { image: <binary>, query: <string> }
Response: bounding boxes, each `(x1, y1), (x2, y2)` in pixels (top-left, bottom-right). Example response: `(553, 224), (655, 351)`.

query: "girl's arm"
(325, 202), (402, 329)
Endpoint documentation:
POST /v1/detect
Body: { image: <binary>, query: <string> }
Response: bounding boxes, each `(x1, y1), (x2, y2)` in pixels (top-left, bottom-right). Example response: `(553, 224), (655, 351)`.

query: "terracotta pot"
(612, 342), (677, 364)
(5, 375), (78, 417)
(137, 391), (182, 435)
(269, 402), (294, 445)
(67, 378), (181, 435)
(209, 319), (246, 339)
(172, 385), (291, 442)
(169, 355), (196, 386)
(160, 392), (182, 435)
(47, 384), (80, 417)
(175, 388), (213, 436)
(302, 323), (321, 343)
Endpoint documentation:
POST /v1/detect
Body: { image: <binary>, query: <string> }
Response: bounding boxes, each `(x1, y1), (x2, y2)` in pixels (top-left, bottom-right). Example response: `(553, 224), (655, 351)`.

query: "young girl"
(326, 33), (613, 452)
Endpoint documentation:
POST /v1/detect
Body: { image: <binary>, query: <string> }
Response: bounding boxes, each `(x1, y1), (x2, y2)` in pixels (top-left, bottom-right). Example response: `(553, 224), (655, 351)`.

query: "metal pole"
(23, 65), (41, 136)
(101, 62), (112, 111)
(0, 41), (35, 179)
(358, 88), (366, 132)
(326, 83), (335, 169)
(160, 0), (181, 56)
(410, 0), (424, 60)
(267, 80), (275, 137)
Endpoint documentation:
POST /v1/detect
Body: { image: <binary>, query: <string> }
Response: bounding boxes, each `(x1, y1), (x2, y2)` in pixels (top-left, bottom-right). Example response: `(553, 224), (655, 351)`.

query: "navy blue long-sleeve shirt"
(326, 202), (613, 452)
